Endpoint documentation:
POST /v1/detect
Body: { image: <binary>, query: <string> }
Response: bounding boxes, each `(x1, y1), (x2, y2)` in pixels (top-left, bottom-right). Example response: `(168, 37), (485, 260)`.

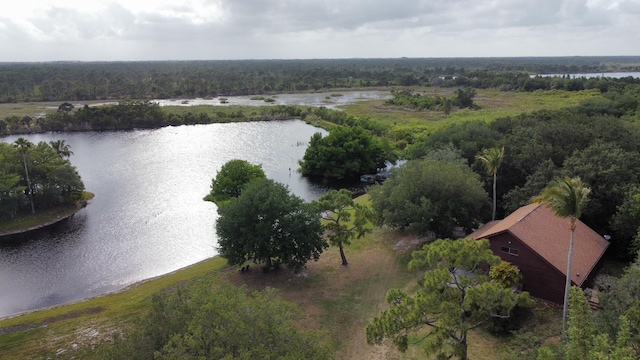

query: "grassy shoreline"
(0, 255), (228, 358)
(0, 192), (95, 237)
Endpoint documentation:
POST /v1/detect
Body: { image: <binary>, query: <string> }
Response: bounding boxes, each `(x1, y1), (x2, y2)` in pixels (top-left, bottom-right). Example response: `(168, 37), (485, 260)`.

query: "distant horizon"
(2, 55), (640, 64)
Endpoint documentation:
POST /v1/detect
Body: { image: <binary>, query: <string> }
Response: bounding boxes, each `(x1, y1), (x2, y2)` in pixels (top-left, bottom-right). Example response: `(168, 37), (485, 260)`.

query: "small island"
(0, 138), (89, 238)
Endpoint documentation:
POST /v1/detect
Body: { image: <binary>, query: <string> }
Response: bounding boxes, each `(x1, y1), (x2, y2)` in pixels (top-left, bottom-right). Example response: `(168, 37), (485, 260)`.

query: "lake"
(0, 120), (328, 318)
(152, 90), (393, 109)
(531, 72), (640, 79)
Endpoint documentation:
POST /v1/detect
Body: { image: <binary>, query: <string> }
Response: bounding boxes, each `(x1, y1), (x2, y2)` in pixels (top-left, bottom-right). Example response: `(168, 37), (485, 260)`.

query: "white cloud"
(0, 0), (638, 61)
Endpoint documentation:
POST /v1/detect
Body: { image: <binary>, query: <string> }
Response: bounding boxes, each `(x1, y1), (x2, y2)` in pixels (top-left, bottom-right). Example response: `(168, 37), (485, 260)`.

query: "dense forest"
(1, 57), (639, 102)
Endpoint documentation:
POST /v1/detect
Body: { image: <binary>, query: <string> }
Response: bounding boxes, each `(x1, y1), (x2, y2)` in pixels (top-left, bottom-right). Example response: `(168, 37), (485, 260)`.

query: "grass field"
(341, 88), (603, 137)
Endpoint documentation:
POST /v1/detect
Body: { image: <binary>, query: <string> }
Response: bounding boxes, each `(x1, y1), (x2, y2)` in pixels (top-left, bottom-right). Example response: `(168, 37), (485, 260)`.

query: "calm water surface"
(0, 121), (327, 318)
(152, 90), (392, 109)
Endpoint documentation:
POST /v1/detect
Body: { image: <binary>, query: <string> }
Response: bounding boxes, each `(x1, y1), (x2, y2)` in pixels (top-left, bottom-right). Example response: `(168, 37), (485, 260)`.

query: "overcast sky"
(1, 0), (639, 62)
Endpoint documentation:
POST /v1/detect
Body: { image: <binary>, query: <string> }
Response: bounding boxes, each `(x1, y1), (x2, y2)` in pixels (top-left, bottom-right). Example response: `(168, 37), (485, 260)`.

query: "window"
(500, 246), (519, 256)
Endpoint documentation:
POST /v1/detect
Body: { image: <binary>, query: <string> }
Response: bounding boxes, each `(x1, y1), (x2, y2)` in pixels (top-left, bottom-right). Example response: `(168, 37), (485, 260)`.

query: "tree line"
(1, 57), (639, 103)
(0, 100), (391, 136)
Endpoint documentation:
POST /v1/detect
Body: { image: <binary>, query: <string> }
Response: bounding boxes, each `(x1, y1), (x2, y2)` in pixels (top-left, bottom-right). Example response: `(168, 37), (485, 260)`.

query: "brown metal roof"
(469, 203), (610, 286)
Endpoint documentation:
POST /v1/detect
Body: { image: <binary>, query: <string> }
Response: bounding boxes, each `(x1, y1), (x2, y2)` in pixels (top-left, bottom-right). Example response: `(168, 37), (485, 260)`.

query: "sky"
(0, 0), (639, 62)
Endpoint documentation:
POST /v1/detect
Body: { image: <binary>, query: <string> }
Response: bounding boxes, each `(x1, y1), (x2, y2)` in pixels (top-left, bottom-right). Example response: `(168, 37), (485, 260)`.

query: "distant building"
(468, 203), (610, 303)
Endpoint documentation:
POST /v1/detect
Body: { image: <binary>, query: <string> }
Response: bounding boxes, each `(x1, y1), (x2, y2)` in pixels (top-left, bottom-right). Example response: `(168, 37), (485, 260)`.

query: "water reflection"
(0, 120), (327, 317)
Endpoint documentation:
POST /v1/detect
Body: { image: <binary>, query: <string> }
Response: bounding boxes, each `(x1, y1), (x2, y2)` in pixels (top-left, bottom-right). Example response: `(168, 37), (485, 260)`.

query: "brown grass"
(223, 227), (421, 359)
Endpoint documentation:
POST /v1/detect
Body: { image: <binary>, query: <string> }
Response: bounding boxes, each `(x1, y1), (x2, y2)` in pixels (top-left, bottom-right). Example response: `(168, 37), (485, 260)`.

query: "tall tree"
(366, 238), (531, 359)
(215, 178), (326, 273)
(49, 140), (73, 159)
(13, 138), (35, 214)
(313, 189), (373, 265)
(476, 146), (505, 221)
(534, 176), (590, 332)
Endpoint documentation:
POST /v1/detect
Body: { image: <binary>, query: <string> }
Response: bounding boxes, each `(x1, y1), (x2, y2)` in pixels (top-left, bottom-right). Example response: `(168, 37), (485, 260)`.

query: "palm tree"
(14, 138), (36, 214)
(476, 147), (504, 221)
(49, 140), (73, 159)
(534, 177), (590, 332)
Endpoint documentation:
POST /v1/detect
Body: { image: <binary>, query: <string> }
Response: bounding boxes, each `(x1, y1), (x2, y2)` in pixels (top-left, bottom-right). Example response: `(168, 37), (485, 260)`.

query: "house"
(468, 203), (610, 303)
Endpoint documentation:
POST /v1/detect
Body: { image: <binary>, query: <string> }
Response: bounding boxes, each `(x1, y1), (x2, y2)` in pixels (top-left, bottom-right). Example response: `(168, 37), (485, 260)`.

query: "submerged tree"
(534, 176), (590, 332)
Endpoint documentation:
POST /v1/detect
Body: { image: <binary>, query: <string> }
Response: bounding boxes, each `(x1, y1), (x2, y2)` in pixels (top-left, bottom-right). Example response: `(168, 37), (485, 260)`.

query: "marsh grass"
(341, 89), (603, 132)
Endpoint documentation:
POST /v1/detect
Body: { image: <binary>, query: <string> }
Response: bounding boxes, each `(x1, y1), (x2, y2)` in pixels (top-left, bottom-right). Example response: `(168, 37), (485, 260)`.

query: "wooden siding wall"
(488, 233), (567, 303)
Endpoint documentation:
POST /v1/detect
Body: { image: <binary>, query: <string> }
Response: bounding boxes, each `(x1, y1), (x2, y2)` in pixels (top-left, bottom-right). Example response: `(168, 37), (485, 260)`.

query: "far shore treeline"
(0, 101), (342, 134)
(0, 57), (639, 103)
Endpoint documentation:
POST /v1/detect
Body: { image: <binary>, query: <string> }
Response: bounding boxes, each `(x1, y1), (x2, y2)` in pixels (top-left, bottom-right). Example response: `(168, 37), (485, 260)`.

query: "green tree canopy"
(369, 158), (489, 237)
(537, 286), (636, 360)
(0, 140), (85, 219)
(454, 87), (477, 108)
(366, 238), (531, 359)
(215, 178), (326, 273)
(560, 141), (640, 236)
(313, 189), (373, 265)
(0, 147), (27, 219)
(611, 188), (640, 260)
(204, 159), (266, 205)
(102, 281), (333, 360)
(49, 139), (73, 159)
(595, 251), (640, 354)
(299, 126), (396, 181)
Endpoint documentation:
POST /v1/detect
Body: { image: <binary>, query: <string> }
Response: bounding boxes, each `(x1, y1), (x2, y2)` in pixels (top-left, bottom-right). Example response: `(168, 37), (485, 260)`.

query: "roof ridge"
(516, 203), (542, 223)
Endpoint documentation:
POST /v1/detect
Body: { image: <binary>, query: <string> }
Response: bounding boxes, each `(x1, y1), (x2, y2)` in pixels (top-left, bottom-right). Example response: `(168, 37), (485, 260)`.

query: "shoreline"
(0, 193), (94, 238)
(0, 254), (225, 322)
